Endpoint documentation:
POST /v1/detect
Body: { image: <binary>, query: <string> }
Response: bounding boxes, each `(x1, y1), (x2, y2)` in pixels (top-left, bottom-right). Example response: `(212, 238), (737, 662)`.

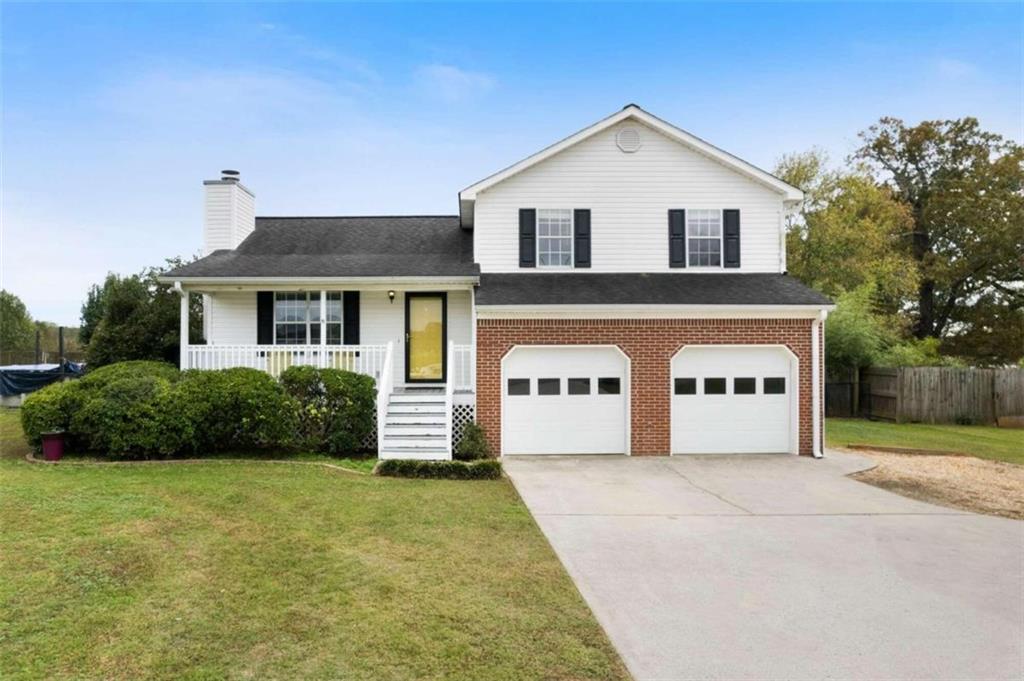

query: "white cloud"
(414, 64), (494, 102)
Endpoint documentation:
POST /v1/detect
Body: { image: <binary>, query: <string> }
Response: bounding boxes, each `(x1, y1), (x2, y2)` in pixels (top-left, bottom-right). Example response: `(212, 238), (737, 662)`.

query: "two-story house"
(162, 105), (833, 460)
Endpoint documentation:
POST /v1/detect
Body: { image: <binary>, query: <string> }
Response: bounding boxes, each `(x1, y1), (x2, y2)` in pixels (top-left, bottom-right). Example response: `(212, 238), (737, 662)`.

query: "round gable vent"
(616, 127), (642, 153)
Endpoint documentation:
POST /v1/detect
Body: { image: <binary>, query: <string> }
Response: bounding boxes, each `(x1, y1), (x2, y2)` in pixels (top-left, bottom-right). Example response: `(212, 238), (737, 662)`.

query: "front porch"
(176, 283), (477, 460)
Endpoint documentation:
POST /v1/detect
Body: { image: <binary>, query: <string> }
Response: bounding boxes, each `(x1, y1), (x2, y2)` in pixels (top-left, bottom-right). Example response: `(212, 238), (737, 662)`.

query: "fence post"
(34, 329), (41, 364)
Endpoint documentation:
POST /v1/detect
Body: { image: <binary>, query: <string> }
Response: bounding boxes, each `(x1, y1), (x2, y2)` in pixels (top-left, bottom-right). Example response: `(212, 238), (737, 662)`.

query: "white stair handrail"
(377, 341), (394, 457)
(445, 340), (455, 459)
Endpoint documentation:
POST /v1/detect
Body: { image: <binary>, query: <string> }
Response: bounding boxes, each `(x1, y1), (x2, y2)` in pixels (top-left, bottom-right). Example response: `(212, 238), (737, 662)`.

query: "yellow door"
(406, 294), (445, 381)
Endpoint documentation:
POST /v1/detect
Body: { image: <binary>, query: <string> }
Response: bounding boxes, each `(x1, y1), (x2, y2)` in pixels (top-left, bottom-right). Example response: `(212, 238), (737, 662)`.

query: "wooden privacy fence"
(848, 367), (1024, 424)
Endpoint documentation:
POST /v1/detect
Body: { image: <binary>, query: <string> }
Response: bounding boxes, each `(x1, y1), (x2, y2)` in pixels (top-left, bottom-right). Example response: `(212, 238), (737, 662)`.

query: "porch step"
(390, 393), (445, 403)
(380, 447), (449, 460)
(388, 403), (446, 415)
(386, 414), (446, 426)
(383, 424), (446, 436)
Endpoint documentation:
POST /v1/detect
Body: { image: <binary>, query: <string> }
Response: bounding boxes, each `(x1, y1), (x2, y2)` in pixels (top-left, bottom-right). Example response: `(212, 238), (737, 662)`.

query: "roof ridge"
(256, 215), (459, 220)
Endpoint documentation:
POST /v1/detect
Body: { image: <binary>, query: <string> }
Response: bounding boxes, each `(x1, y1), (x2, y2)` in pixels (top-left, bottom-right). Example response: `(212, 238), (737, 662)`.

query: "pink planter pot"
(41, 432), (65, 461)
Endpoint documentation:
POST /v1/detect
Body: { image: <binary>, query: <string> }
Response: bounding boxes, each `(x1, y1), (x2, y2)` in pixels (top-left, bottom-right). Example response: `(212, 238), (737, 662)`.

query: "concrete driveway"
(504, 452), (1023, 681)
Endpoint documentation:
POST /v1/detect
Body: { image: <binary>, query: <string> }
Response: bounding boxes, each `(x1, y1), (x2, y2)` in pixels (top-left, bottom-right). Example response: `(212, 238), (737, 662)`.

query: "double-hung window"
(687, 209), (722, 267)
(537, 209), (573, 267)
(274, 291), (342, 344)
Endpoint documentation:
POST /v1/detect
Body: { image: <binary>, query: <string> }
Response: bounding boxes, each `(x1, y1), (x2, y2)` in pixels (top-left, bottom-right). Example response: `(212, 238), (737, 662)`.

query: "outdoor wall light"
(388, 290), (396, 304)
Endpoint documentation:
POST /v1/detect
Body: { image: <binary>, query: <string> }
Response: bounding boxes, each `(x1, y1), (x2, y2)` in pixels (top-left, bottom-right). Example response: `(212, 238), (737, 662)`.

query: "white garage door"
(671, 346), (796, 454)
(503, 346), (628, 455)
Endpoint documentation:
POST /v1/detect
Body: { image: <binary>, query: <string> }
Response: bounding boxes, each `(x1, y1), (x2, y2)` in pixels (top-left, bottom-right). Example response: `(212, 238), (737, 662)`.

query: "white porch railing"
(376, 341), (395, 457)
(186, 344), (389, 380)
(452, 344), (475, 393)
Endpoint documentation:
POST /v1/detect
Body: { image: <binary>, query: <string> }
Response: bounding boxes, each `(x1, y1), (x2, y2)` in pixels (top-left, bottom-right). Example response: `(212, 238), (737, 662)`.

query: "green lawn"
(826, 417), (1024, 465)
(0, 410), (627, 680)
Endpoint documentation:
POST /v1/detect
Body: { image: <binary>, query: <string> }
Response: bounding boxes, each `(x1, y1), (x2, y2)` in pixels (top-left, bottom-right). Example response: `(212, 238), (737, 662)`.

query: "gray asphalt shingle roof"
(475, 273), (832, 306)
(164, 216), (477, 278)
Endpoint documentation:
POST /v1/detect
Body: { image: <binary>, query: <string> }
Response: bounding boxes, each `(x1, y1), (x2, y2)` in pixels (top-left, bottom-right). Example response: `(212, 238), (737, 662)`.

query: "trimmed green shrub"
(160, 370), (234, 455)
(375, 458), (502, 480)
(217, 368), (300, 451)
(20, 380), (85, 449)
(280, 366), (375, 455)
(454, 421), (491, 461)
(80, 360), (180, 390)
(71, 375), (175, 458)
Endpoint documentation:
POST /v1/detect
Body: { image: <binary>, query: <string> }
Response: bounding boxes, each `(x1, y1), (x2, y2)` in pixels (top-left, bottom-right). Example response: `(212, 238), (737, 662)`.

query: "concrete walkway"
(504, 452), (1023, 681)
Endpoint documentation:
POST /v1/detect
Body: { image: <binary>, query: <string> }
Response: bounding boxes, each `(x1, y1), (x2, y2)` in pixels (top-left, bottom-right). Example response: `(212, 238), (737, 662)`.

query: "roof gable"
(459, 104), (803, 226)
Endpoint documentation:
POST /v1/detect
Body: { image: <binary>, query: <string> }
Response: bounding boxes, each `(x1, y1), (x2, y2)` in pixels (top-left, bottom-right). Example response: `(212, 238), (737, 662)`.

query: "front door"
(405, 292), (447, 383)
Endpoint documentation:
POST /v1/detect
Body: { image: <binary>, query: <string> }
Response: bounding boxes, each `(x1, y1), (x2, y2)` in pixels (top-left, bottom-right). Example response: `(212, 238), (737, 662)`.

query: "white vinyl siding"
(473, 120), (784, 273)
(203, 182), (255, 255)
(207, 292), (257, 344)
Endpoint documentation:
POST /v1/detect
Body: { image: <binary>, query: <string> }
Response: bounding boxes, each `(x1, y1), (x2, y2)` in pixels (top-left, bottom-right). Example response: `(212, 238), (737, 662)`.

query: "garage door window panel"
(734, 377), (756, 395)
(568, 378), (591, 395)
(674, 378), (697, 395)
(598, 378), (621, 395)
(507, 379), (530, 396)
(764, 377), (786, 394)
(704, 378), (727, 395)
(537, 378), (561, 395)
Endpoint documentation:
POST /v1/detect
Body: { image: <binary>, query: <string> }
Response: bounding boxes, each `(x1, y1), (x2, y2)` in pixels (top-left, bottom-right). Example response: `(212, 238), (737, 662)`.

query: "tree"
(79, 277), (114, 347)
(776, 150), (918, 307)
(0, 290), (35, 355)
(855, 117), (1024, 355)
(82, 258), (203, 368)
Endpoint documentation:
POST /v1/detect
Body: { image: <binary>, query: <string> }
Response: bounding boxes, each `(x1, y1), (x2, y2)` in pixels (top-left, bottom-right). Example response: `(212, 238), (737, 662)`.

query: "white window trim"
(536, 209), (574, 270)
(273, 291), (343, 345)
(686, 208), (725, 270)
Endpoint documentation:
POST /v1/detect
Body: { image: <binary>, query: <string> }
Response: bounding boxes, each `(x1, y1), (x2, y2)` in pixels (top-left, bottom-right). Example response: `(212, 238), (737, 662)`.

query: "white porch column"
(177, 282), (188, 370)
(319, 290), (327, 367)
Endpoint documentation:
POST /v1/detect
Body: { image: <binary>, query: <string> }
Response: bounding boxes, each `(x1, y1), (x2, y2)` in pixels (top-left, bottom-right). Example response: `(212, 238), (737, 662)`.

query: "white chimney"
(203, 170), (255, 254)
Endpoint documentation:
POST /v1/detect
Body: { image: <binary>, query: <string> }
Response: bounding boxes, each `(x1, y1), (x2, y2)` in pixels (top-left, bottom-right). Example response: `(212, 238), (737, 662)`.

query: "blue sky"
(2, 2), (1021, 324)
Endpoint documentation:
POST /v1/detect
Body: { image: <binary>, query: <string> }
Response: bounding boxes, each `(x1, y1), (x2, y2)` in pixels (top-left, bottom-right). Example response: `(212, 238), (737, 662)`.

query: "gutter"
(811, 309), (828, 458)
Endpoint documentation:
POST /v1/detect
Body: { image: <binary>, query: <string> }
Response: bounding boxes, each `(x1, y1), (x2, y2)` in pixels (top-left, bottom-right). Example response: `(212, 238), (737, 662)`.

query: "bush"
(375, 458), (502, 480)
(80, 360), (180, 390)
(71, 375), (174, 458)
(454, 421), (491, 461)
(216, 368), (300, 451)
(280, 366), (375, 455)
(20, 380), (84, 449)
(161, 370), (235, 455)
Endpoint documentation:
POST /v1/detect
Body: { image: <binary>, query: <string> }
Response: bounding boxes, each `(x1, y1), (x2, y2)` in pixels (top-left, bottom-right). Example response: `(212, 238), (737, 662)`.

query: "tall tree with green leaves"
(82, 258), (203, 368)
(1, 290), (36, 356)
(776, 150), (918, 310)
(855, 117), (1024, 361)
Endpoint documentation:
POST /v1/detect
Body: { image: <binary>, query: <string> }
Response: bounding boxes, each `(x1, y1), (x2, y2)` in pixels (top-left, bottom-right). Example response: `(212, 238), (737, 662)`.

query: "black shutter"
(723, 209), (741, 268)
(573, 209), (591, 268)
(519, 208), (536, 268)
(668, 209), (686, 268)
(343, 291), (360, 345)
(257, 291), (274, 345)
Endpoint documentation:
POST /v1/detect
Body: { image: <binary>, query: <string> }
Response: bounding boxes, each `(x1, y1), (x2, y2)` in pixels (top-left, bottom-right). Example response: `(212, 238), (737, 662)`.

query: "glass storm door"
(405, 293), (447, 382)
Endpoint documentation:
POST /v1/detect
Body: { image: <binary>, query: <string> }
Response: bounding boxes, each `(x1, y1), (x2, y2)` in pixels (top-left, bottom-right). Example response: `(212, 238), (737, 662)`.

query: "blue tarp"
(0, 361), (84, 396)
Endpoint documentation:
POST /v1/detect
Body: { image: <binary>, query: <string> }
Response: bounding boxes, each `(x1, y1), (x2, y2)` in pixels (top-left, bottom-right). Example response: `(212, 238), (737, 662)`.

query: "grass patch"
(0, 410), (626, 680)
(827, 418), (1024, 465)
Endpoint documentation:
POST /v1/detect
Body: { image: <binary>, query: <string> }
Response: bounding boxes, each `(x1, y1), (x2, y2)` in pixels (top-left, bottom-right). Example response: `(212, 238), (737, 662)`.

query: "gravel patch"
(849, 450), (1024, 519)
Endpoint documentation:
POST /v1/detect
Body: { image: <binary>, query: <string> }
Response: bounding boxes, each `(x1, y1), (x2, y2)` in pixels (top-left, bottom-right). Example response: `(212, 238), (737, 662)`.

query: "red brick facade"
(476, 317), (823, 456)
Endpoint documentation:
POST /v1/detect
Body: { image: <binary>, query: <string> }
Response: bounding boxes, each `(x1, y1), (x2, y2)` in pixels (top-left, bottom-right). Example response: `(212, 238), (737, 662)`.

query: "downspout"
(811, 309), (827, 458)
